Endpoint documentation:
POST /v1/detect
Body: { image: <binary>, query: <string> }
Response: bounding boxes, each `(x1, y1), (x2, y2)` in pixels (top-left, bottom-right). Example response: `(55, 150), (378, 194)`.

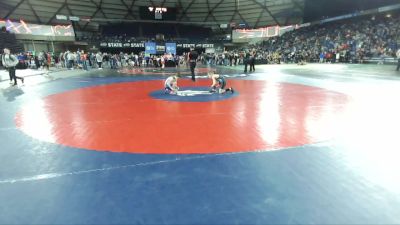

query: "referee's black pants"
(8, 66), (23, 85)
(190, 61), (196, 80)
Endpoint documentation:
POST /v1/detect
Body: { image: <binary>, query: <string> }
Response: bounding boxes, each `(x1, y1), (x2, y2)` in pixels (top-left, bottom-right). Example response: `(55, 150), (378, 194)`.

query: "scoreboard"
(139, 6), (177, 20)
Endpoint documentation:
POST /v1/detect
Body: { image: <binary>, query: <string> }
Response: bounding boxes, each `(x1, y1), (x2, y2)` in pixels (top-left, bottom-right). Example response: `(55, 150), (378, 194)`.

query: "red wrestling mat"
(15, 79), (349, 154)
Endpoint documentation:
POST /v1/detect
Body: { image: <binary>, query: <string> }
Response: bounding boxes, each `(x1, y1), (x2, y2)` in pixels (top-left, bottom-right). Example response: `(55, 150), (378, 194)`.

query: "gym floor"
(1, 64), (400, 224)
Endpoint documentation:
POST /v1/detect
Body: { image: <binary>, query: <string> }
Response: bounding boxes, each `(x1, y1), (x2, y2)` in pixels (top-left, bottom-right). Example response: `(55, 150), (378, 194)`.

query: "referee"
(189, 48), (199, 81)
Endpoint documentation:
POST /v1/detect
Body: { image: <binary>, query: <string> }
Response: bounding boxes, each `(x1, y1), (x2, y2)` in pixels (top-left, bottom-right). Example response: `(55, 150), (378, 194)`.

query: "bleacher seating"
(0, 31), (24, 53)
(99, 23), (212, 40)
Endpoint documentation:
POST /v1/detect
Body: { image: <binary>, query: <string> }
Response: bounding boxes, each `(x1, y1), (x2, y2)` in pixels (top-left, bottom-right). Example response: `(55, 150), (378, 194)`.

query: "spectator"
(396, 48), (400, 71)
(96, 52), (103, 69)
(1, 48), (24, 85)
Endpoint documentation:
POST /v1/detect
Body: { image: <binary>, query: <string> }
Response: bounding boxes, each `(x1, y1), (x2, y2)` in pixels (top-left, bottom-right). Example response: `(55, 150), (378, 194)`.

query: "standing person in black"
(396, 49), (400, 71)
(234, 53), (238, 66)
(244, 50), (250, 73)
(2, 48), (24, 86)
(250, 51), (256, 72)
(189, 48), (199, 81)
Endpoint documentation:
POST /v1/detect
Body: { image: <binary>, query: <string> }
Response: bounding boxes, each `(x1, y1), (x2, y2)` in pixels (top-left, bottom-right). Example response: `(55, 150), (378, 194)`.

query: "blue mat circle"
(149, 86), (239, 102)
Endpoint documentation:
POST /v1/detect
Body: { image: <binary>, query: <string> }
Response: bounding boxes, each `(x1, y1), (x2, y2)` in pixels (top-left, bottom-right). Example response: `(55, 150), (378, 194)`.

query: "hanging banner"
(165, 42), (176, 54)
(176, 43), (214, 48)
(99, 42), (145, 48)
(145, 42), (156, 54)
(156, 44), (165, 54)
(232, 26), (279, 40)
(205, 48), (215, 53)
(0, 19), (74, 37)
(99, 42), (214, 49)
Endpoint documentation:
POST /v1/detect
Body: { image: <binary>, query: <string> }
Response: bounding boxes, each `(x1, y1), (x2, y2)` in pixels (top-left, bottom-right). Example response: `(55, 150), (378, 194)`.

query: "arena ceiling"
(0, 0), (304, 31)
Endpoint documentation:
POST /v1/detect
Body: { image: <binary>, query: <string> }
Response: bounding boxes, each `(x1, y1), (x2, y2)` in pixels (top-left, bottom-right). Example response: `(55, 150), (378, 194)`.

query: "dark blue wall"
(304, 0), (399, 22)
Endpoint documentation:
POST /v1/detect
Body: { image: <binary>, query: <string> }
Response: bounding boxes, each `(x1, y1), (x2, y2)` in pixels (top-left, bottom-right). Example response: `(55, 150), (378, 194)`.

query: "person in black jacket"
(244, 51), (250, 73)
(249, 51), (256, 72)
(188, 48), (199, 81)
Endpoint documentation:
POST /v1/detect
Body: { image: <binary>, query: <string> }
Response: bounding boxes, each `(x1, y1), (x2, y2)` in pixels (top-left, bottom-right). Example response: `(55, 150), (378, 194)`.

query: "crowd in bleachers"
(159, 13), (400, 67)
(2, 12), (400, 74)
(77, 23), (215, 42)
(53, 51), (191, 70)
(0, 26), (24, 57)
(76, 34), (227, 44)
(75, 13), (400, 67)
(229, 13), (400, 64)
